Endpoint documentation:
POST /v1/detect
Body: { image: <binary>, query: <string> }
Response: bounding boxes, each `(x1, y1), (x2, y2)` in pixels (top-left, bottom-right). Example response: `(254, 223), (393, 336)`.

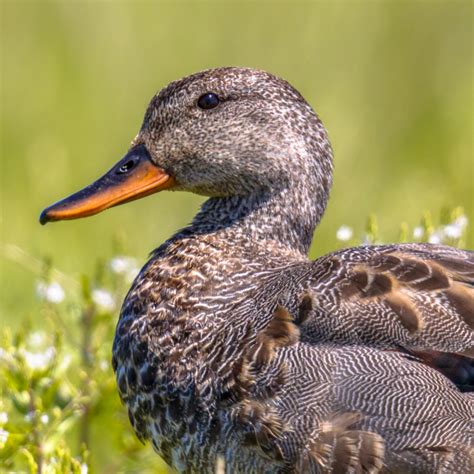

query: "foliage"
(0, 210), (469, 473)
(0, 257), (166, 473)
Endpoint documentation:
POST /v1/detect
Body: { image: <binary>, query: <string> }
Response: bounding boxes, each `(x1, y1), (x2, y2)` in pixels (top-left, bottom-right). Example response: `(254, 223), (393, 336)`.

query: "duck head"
(40, 67), (333, 252)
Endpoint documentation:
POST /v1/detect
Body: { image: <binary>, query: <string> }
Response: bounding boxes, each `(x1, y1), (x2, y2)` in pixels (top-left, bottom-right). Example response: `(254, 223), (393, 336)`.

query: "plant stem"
(80, 305), (94, 449)
(28, 388), (43, 474)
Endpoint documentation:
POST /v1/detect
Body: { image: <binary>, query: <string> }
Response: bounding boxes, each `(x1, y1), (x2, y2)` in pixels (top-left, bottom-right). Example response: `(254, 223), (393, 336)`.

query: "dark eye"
(116, 159), (137, 174)
(197, 93), (220, 110)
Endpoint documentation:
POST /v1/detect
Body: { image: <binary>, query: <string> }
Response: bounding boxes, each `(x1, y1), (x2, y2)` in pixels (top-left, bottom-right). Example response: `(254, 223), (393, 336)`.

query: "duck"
(40, 67), (473, 473)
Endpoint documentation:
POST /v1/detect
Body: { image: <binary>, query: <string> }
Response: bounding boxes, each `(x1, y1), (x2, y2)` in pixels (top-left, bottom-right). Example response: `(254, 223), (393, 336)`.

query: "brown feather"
(445, 283), (474, 330)
(385, 293), (423, 333)
(409, 264), (450, 291)
(392, 258), (431, 282)
(358, 431), (385, 472)
(364, 273), (393, 297)
(296, 292), (314, 324)
(303, 413), (385, 473)
(235, 400), (285, 461)
(246, 305), (300, 368)
(370, 254), (402, 272)
(435, 256), (474, 279)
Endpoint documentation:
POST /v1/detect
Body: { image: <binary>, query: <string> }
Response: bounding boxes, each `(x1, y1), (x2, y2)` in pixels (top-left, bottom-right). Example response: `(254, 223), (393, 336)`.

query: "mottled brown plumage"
(43, 67), (473, 472)
(295, 245), (474, 353)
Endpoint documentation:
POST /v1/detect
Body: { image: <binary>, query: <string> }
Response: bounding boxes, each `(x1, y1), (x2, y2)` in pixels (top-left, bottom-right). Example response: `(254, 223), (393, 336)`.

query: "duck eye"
(197, 93), (220, 110)
(116, 159), (137, 174)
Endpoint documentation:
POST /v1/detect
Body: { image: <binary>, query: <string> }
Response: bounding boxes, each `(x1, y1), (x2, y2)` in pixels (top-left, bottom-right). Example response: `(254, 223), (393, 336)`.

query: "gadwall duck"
(40, 68), (473, 473)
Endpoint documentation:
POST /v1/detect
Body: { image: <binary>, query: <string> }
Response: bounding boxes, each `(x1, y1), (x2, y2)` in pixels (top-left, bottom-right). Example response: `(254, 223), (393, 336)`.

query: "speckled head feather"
(137, 67), (332, 196)
(131, 67), (333, 254)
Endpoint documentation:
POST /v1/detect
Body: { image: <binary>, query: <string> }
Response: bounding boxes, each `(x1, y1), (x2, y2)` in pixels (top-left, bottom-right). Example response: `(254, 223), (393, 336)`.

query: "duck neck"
(188, 176), (331, 257)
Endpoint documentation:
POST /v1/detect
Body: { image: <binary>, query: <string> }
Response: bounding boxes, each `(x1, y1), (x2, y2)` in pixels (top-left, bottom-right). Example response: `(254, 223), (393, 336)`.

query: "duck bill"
(39, 144), (175, 225)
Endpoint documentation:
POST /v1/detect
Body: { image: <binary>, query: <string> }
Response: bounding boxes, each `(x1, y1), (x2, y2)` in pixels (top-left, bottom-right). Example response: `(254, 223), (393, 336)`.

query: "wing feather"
(299, 243), (474, 354)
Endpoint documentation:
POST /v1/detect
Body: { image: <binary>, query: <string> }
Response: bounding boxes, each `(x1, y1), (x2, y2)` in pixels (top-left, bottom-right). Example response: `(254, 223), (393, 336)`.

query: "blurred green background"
(0, 1), (472, 472)
(1, 1), (473, 324)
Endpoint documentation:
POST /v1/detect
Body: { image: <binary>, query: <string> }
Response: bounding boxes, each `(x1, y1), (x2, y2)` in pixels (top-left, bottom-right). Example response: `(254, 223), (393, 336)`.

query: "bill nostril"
(116, 159), (137, 174)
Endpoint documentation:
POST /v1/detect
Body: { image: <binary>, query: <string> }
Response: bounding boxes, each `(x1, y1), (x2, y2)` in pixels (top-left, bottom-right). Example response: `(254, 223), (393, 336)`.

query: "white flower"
(0, 428), (8, 448)
(440, 215), (468, 240)
(0, 349), (14, 365)
(110, 256), (141, 283)
(412, 226), (424, 239)
(0, 412), (7, 425)
(454, 215), (468, 229)
(336, 225), (353, 242)
(28, 331), (47, 348)
(99, 359), (109, 371)
(428, 231), (443, 244)
(80, 463), (89, 474)
(23, 347), (55, 371)
(443, 224), (462, 240)
(58, 354), (72, 372)
(126, 267), (141, 283)
(92, 289), (115, 311)
(40, 414), (49, 425)
(36, 281), (65, 304)
(110, 256), (136, 274)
